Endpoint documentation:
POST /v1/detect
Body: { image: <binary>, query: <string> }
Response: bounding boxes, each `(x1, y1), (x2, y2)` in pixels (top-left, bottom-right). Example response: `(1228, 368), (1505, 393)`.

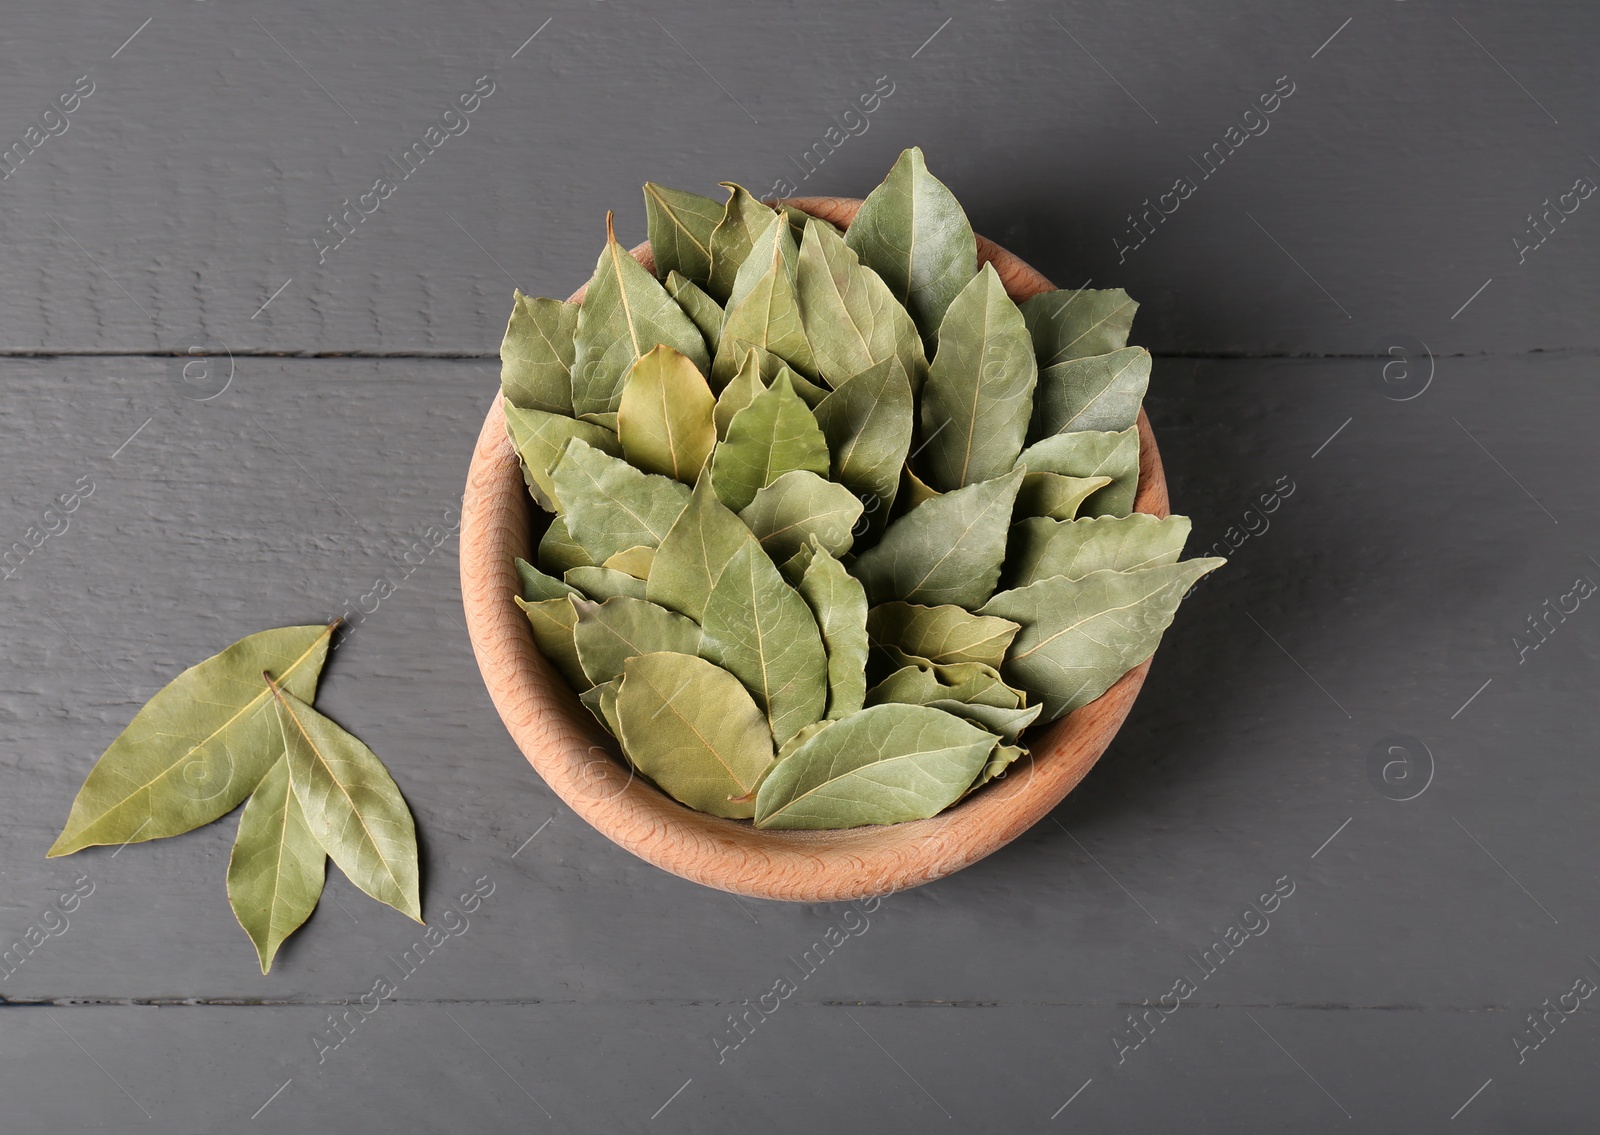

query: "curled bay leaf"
(967, 742), (1027, 795)
(226, 755), (325, 974)
(844, 146), (977, 349)
(515, 594), (589, 691)
(500, 291), (578, 415)
(1014, 427), (1140, 518)
(738, 469), (863, 563)
(926, 699), (1040, 744)
(665, 271), (724, 354)
(565, 565), (648, 602)
(797, 543), (870, 720)
(796, 217), (925, 388)
(571, 213), (710, 417)
(850, 466), (1023, 608)
(646, 474), (756, 622)
(866, 601), (1020, 669)
(573, 596), (701, 687)
(1016, 472), (1112, 522)
(644, 183), (722, 284)
(1019, 287), (1139, 369)
(866, 656), (1024, 711)
(503, 402), (621, 511)
(753, 703), (996, 830)
(710, 371), (830, 513)
(706, 184), (778, 301)
(699, 540), (828, 744)
(614, 652), (774, 818)
(552, 438), (692, 562)
(617, 345), (716, 484)
(48, 623), (338, 857)
(578, 679), (622, 736)
(917, 263), (1036, 490)
(269, 680), (421, 923)
(1031, 346), (1151, 437)
(1008, 514), (1191, 588)
(979, 559), (1225, 720)
(813, 357), (913, 530)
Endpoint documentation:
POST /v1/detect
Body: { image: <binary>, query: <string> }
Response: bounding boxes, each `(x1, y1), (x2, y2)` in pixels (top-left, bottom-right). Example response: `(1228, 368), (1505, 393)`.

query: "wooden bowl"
(461, 196), (1169, 901)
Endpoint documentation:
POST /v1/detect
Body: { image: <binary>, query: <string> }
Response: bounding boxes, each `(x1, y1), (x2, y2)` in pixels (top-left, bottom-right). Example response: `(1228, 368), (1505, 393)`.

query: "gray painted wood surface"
(1, 2), (1596, 1131)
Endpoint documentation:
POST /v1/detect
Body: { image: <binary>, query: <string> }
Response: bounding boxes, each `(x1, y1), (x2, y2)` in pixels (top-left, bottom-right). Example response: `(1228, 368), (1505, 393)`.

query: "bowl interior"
(460, 196), (1170, 901)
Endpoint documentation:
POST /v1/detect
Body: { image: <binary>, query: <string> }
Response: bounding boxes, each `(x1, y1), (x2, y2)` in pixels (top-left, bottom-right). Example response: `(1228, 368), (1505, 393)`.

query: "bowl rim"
(460, 195), (1170, 901)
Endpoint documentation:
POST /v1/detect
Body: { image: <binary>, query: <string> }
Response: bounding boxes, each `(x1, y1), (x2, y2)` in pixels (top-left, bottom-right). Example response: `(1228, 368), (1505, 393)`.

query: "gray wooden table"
(3, 2), (1596, 1130)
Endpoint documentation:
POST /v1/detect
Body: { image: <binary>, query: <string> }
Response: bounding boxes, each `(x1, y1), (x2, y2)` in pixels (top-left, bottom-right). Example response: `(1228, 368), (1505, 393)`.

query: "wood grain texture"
(462, 197), (1170, 901)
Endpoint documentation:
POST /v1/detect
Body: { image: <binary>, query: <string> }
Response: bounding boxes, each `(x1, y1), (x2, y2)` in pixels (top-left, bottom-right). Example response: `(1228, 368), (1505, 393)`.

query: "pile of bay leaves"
(503, 148), (1222, 831)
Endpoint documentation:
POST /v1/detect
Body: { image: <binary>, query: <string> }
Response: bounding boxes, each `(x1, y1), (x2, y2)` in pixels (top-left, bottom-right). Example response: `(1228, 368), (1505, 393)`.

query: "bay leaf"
(537, 514), (594, 574)
(552, 438), (692, 562)
(850, 467), (1023, 608)
(927, 699), (1040, 744)
(709, 371), (830, 512)
(738, 470), (863, 563)
(967, 742), (1026, 794)
(796, 217), (925, 388)
(699, 540), (828, 744)
(714, 348), (766, 438)
(1031, 346), (1151, 437)
(571, 213), (711, 418)
(979, 559), (1225, 720)
(844, 147), (977, 348)
(1014, 427), (1140, 517)
(813, 357), (913, 529)
(565, 565), (648, 602)
(777, 545), (814, 587)
(711, 236), (819, 387)
(1019, 287), (1139, 368)
(1015, 472), (1112, 522)
(706, 184), (777, 301)
(617, 345), (717, 483)
(866, 601), (1020, 668)
(578, 679), (619, 733)
(503, 402), (621, 511)
(753, 703), (996, 830)
(797, 543), (870, 719)
(614, 651), (774, 818)
(779, 203), (839, 243)
(573, 595), (701, 686)
(643, 182), (722, 283)
(901, 464), (942, 509)
(865, 658), (1023, 710)
(646, 474), (755, 621)
(917, 263), (1037, 489)
(515, 556), (578, 602)
(579, 410), (620, 432)
(270, 681), (421, 922)
(48, 623), (338, 857)
(500, 291), (578, 415)
(665, 271), (724, 354)
(726, 208), (800, 315)
(776, 719), (831, 763)
(226, 755), (325, 974)
(514, 594), (589, 690)
(601, 545), (656, 580)
(1009, 514), (1191, 588)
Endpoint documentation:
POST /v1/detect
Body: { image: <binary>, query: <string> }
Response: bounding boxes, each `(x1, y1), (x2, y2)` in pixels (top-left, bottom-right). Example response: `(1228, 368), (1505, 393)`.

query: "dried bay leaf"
(726, 208), (800, 316)
(753, 703), (996, 830)
(1020, 288), (1139, 369)
(665, 271), (724, 354)
(573, 595), (701, 686)
(617, 345), (716, 483)
(515, 594), (589, 690)
(537, 515), (594, 574)
(552, 439), (692, 562)
(578, 680), (620, 734)
(500, 291), (578, 415)
(269, 681), (421, 922)
(901, 464), (942, 510)
(967, 742), (1026, 794)
(515, 556), (578, 602)
(845, 146), (977, 348)
(712, 235), (818, 387)
(503, 402), (621, 511)
(1015, 472), (1112, 522)
(565, 565), (648, 602)
(979, 559), (1225, 720)
(1009, 514), (1191, 588)
(601, 545), (656, 580)
(1014, 427), (1140, 517)
(918, 263), (1036, 489)
(699, 540), (828, 744)
(850, 467), (1023, 608)
(738, 470), (863, 563)
(866, 657), (1024, 710)
(813, 357), (914, 529)
(643, 182), (722, 283)
(926, 699), (1040, 744)
(646, 475), (756, 622)
(866, 601), (1020, 668)
(706, 184), (778, 301)
(797, 543), (869, 719)
(714, 348), (766, 438)
(710, 371), (830, 513)
(226, 755), (325, 974)
(48, 623), (338, 857)
(614, 652), (774, 818)
(571, 214), (710, 418)
(796, 217), (925, 389)
(1031, 346), (1151, 437)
